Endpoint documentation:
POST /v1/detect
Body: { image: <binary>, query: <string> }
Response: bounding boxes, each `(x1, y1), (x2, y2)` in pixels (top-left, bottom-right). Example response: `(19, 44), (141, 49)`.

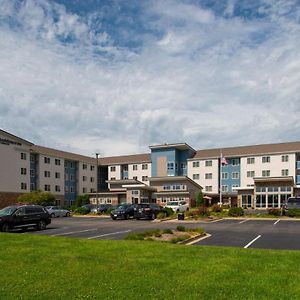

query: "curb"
(179, 233), (211, 245)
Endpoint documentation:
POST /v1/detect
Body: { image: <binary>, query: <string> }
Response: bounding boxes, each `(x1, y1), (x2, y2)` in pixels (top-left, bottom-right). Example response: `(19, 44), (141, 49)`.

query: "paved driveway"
(24, 216), (300, 250)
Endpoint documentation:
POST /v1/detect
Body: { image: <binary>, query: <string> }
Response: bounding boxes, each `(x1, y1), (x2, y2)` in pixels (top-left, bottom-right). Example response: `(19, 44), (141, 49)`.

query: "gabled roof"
(192, 141), (300, 160)
(0, 129), (33, 146)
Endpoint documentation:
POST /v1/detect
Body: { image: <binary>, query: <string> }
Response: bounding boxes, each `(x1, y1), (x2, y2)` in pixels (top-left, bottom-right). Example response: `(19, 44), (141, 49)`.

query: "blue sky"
(0, 0), (300, 156)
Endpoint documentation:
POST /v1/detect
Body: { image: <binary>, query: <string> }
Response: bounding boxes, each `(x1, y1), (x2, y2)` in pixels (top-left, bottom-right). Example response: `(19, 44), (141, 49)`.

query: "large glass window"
(256, 194), (266, 208)
(242, 195), (252, 208)
(267, 194), (279, 208)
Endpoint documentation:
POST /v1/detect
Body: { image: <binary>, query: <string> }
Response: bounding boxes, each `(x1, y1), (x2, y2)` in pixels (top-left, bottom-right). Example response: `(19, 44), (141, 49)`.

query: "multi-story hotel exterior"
(1, 128), (300, 209)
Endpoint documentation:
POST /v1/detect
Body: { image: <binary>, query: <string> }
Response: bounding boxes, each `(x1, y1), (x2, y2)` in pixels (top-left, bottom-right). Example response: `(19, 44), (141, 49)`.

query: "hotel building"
(1, 129), (300, 209)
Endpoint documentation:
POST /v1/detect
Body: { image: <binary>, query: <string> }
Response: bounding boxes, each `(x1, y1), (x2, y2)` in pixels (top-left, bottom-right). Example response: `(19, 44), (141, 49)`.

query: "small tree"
(196, 191), (204, 207)
(17, 190), (56, 206)
(75, 194), (90, 208)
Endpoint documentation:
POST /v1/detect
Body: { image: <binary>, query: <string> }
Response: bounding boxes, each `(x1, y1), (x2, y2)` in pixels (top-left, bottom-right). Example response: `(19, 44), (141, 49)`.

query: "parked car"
(81, 204), (97, 213)
(0, 205), (51, 232)
(90, 204), (113, 214)
(110, 204), (137, 220)
(283, 197), (300, 212)
(135, 203), (166, 220)
(165, 200), (189, 213)
(45, 206), (71, 217)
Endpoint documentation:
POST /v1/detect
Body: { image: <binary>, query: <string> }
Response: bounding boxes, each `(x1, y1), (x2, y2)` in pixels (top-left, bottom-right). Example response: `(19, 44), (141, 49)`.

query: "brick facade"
(0, 192), (24, 208)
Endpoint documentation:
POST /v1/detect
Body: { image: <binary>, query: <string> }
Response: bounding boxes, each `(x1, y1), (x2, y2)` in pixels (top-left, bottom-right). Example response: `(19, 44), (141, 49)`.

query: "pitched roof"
(98, 153), (151, 165)
(192, 141), (300, 160)
(0, 129), (33, 146)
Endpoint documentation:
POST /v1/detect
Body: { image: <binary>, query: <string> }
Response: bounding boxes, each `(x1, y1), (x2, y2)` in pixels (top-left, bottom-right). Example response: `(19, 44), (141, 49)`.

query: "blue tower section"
(220, 158), (241, 193)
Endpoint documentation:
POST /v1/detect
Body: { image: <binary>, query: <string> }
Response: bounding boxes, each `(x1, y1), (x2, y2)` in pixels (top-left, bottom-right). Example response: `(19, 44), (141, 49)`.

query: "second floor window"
(44, 157), (50, 164)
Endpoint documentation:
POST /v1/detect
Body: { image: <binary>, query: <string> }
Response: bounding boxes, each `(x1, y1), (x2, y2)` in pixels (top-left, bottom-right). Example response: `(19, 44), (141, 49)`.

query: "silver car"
(46, 206), (71, 218)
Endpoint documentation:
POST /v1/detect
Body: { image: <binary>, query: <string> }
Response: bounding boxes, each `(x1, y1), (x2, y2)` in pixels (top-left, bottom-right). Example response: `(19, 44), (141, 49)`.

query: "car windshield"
(117, 205), (128, 210)
(167, 202), (179, 206)
(0, 206), (17, 216)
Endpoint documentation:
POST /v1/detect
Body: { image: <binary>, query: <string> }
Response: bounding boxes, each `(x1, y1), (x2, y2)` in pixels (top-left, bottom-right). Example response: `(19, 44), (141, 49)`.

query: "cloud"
(0, 0), (300, 157)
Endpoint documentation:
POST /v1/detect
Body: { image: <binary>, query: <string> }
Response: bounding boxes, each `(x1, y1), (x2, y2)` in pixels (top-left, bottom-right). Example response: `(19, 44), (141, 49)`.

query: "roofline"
(149, 142), (196, 153)
(149, 176), (203, 189)
(0, 129), (33, 146)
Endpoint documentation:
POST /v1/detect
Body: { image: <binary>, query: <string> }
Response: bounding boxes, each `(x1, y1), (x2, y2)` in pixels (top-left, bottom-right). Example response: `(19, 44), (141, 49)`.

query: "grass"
(1, 233), (300, 299)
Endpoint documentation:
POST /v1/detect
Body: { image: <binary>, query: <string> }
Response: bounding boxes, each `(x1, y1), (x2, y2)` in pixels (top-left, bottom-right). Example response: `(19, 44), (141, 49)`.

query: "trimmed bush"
(157, 212), (166, 219)
(164, 207), (175, 217)
(176, 225), (186, 232)
(196, 205), (210, 217)
(74, 207), (89, 215)
(228, 207), (244, 217)
(268, 208), (282, 216)
(170, 235), (190, 244)
(286, 209), (300, 217)
(162, 229), (173, 234)
(211, 204), (222, 213)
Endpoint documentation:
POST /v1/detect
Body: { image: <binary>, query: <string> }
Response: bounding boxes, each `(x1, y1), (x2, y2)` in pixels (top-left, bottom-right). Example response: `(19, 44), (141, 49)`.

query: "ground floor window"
(256, 194), (266, 208)
(242, 195), (252, 208)
(267, 194), (279, 208)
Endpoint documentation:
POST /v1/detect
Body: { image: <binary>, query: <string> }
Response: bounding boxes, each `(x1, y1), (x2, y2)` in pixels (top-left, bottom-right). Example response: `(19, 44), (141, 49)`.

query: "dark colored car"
(135, 203), (166, 220)
(283, 197), (300, 212)
(110, 204), (137, 220)
(0, 205), (51, 232)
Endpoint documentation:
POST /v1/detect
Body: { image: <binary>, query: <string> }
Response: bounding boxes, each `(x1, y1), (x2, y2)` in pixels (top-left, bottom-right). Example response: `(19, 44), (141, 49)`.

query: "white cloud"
(0, 0), (300, 157)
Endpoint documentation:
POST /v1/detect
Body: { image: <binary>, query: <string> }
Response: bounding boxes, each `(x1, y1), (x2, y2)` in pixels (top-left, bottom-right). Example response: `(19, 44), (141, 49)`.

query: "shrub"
(196, 205), (210, 217)
(187, 228), (204, 234)
(164, 207), (175, 217)
(157, 212), (166, 219)
(74, 207), (89, 215)
(176, 225), (186, 232)
(228, 207), (244, 217)
(211, 204), (222, 213)
(286, 209), (300, 217)
(222, 204), (230, 209)
(268, 208), (282, 216)
(162, 229), (173, 234)
(170, 235), (190, 244)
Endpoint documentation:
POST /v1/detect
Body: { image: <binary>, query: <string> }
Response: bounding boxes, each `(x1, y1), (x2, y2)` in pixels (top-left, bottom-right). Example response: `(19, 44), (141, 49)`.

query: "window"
(30, 155), (35, 162)
(205, 173), (212, 179)
(221, 185), (228, 192)
(142, 176), (148, 181)
(30, 169), (35, 177)
(70, 174), (74, 181)
(44, 171), (51, 178)
(232, 184), (239, 189)
(83, 176), (87, 181)
(281, 169), (289, 176)
(205, 160), (212, 167)
(21, 168), (27, 175)
(90, 165), (95, 171)
(205, 186), (212, 192)
(262, 170), (270, 177)
(21, 152), (27, 160)
(70, 187), (74, 193)
(221, 172), (228, 179)
(65, 186), (69, 192)
(193, 161), (199, 168)
(83, 164), (87, 170)
(55, 185), (61, 192)
(21, 182), (27, 190)
(232, 172), (239, 179)
(133, 176), (138, 180)
(281, 155), (289, 162)
(247, 157), (255, 164)
(44, 157), (50, 164)
(55, 159), (61, 166)
(231, 158), (239, 166)
(64, 161), (68, 167)
(142, 164), (148, 170)
(193, 174), (200, 180)
(55, 172), (60, 179)
(262, 156), (270, 163)
(133, 164), (138, 171)
(110, 177), (116, 180)
(242, 195), (252, 208)
(163, 185), (171, 190)
(44, 184), (51, 191)
(167, 162), (174, 170)
(110, 166), (116, 172)
(181, 163), (186, 169)
(247, 171), (255, 178)
(70, 162), (74, 168)
(90, 177), (94, 182)
(132, 190), (139, 195)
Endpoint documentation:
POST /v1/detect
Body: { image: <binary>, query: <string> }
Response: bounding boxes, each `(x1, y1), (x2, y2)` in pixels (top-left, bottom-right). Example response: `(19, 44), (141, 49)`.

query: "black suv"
(110, 204), (137, 220)
(135, 203), (165, 220)
(0, 205), (51, 232)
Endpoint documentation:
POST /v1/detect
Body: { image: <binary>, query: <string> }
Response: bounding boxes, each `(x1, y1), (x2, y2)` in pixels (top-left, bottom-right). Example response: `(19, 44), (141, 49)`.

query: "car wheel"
(1, 223), (11, 232)
(66, 212), (70, 217)
(136, 217), (140, 220)
(51, 213), (55, 218)
(124, 214), (128, 220)
(37, 220), (47, 230)
(151, 213), (156, 220)
(112, 217), (117, 220)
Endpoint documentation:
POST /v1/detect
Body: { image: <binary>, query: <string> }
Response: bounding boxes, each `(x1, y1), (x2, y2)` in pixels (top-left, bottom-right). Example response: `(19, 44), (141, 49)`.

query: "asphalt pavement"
(22, 216), (300, 250)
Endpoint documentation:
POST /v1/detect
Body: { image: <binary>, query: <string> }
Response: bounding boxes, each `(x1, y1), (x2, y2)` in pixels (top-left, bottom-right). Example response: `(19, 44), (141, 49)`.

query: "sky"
(0, 0), (300, 157)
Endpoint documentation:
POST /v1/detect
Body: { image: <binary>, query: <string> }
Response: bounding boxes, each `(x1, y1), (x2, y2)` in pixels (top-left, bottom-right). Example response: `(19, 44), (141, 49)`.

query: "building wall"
(128, 163), (151, 184)
(108, 165), (121, 181)
(77, 161), (97, 195)
(187, 158), (219, 194)
(0, 132), (31, 193)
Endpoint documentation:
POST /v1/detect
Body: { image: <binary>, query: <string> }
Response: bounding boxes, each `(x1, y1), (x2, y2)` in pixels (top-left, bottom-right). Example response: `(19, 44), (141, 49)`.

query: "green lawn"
(1, 233), (300, 299)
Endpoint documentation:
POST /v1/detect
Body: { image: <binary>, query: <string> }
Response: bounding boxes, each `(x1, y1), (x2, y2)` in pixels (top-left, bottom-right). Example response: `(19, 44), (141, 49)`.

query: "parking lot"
(23, 216), (300, 250)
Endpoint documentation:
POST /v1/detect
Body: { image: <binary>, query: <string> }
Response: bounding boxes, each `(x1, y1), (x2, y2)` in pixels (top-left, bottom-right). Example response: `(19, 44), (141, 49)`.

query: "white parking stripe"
(244, 235), (262, 249)
(87, 230), (132, 240)
(51, 228), (98, 236)
(274, 219), (280, 225)
(239, 219), (249, 224)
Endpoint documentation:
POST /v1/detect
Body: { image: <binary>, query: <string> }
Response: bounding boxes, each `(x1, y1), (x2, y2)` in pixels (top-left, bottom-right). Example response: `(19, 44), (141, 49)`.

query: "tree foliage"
(196, 191), (204, 207)
(17, 190), (56, 206)
(75, 194), (90, 208)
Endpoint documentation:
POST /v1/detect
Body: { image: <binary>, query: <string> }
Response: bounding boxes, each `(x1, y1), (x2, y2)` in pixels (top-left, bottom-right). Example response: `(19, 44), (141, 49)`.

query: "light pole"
(95, 153), (99, 206)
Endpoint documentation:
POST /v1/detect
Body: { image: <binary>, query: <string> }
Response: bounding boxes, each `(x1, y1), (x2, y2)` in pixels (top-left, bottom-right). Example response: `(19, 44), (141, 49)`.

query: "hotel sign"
(0, 138), (22, 146)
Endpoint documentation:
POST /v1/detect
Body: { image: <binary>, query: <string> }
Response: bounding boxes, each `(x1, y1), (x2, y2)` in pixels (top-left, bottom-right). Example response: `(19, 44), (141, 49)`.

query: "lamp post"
(95, 153), (99, 206)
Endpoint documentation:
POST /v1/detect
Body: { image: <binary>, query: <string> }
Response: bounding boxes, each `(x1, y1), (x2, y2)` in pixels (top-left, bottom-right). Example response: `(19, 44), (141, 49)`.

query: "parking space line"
(210, 219), (224, 223)
(51, 228), (98, 236)
(274, 219), (280, 225)
(244, 235), (261, 249)
(239, 219), (249, 224)
(87, 230), (132, 240)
